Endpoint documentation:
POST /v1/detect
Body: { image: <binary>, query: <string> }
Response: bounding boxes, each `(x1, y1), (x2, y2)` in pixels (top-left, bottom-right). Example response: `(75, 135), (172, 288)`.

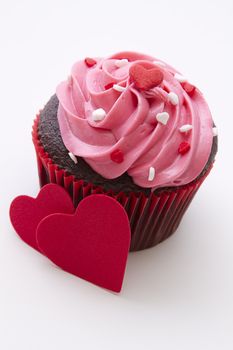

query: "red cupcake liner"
(32, 115), (213, 251)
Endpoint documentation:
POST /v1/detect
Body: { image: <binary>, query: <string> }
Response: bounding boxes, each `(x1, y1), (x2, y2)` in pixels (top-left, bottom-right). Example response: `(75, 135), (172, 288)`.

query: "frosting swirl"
(56, 51), (214, 189)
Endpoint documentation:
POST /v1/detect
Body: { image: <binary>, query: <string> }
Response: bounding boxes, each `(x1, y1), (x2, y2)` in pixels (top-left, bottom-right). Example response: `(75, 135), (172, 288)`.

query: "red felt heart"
(36, 195), (131, 292)
(129, 64), (164, 90)
(10, 184), (75, 251)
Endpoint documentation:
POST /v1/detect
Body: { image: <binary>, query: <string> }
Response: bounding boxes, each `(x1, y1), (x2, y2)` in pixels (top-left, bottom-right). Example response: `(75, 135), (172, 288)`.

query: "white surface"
(0, 1), (233, 349)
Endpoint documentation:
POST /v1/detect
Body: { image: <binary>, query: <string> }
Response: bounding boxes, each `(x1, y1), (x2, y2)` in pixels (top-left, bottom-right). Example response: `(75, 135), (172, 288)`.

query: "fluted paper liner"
(32, 115), (213, 251)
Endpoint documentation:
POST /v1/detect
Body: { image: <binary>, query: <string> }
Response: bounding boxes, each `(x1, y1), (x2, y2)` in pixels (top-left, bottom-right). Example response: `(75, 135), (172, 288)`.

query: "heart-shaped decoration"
(156, 112), (170, 125)
(10, 184), (75, 251)
(129, 64), (164, 90)
(36, 195), (131, 292)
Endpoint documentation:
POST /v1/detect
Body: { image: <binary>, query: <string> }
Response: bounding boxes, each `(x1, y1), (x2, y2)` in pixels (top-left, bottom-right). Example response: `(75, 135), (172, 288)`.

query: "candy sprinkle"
(104, 82), (114, 90)
(167, 92), (179, 105)
(148, 167), (155, 181)
(115, 59), (129, 68)
(113, 84), (126, 92)
(178, 142), (190, 155)
(179, 124), (193, 133)
(212, 127), (218, 136)
(67, 75), (73, 87)
(92, 108), (106, 122)
(85, 57), (97, 67)
(110, 149), (124, 163)
(182, 82), (195, 96)
(67, 75), (73, 86)
(68, 152), (78, 164)
(174, 73), (187, 83)
(156, 112), (170, 125)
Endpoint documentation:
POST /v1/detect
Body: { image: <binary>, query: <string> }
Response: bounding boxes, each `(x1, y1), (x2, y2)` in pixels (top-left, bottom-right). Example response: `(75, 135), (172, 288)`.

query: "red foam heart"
(10, 184), (75, 251)
(129, 64), (164, 90)
(36, 195), (131, 292)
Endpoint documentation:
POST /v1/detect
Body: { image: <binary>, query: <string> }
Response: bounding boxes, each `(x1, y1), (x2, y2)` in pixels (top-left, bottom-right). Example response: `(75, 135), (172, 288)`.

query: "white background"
(0, 0), (233, 349)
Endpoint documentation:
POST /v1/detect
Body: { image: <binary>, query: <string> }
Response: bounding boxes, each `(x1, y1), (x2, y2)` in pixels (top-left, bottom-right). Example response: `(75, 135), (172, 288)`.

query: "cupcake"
(33, 51), (218, 251)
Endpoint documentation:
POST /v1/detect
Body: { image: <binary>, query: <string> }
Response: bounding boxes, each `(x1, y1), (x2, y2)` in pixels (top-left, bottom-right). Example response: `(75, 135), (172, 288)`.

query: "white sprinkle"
(212, 127), (218, 136)
(174, 73), (187, 83)
(113, 84), (126, 92)
(153, 60), (166, 67)
(148, 167), (155, 181)
(68, 152), (78, 164)
(92, 108), (106, 122)
(179, 124), (193, 133)
(115, 59), (129, 68)
(167, 92), (179, 105)
(156, 112), (170, 125)
(67, 75), (73, 86)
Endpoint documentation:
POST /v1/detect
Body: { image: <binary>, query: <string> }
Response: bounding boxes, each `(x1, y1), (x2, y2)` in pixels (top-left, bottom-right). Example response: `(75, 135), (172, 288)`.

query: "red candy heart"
(110, 149), (124, 163)
(84, 57), (97, 67)
(182, 82), (196, 96)
(129, 64), (164, 90)
(36, 195), (131, 292)
(104, 82), (114, 90)
(10, 184), (75, 251)
(178, 141), (191, 155)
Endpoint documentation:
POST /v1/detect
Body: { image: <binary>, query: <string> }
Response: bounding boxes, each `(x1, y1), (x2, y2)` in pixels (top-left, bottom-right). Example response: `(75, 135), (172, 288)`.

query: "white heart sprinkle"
(92, 108), (106, 122)
(156, 112), (170, 125)
(153, 60), (166, 67)
(113, 84), (126, 92)
(179, 124), (193, 133)
(167, 92), (179, 105)
(115, 59), (129, 68)
(212, 127), (218, 136)
(174, 73), (187, 83)
(148, 167), (155, 181)
(68, 152), (78, 164)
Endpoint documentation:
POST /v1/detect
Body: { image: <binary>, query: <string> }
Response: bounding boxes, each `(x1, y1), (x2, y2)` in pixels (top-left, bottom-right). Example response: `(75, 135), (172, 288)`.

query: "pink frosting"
(56, 51), (214, 189)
